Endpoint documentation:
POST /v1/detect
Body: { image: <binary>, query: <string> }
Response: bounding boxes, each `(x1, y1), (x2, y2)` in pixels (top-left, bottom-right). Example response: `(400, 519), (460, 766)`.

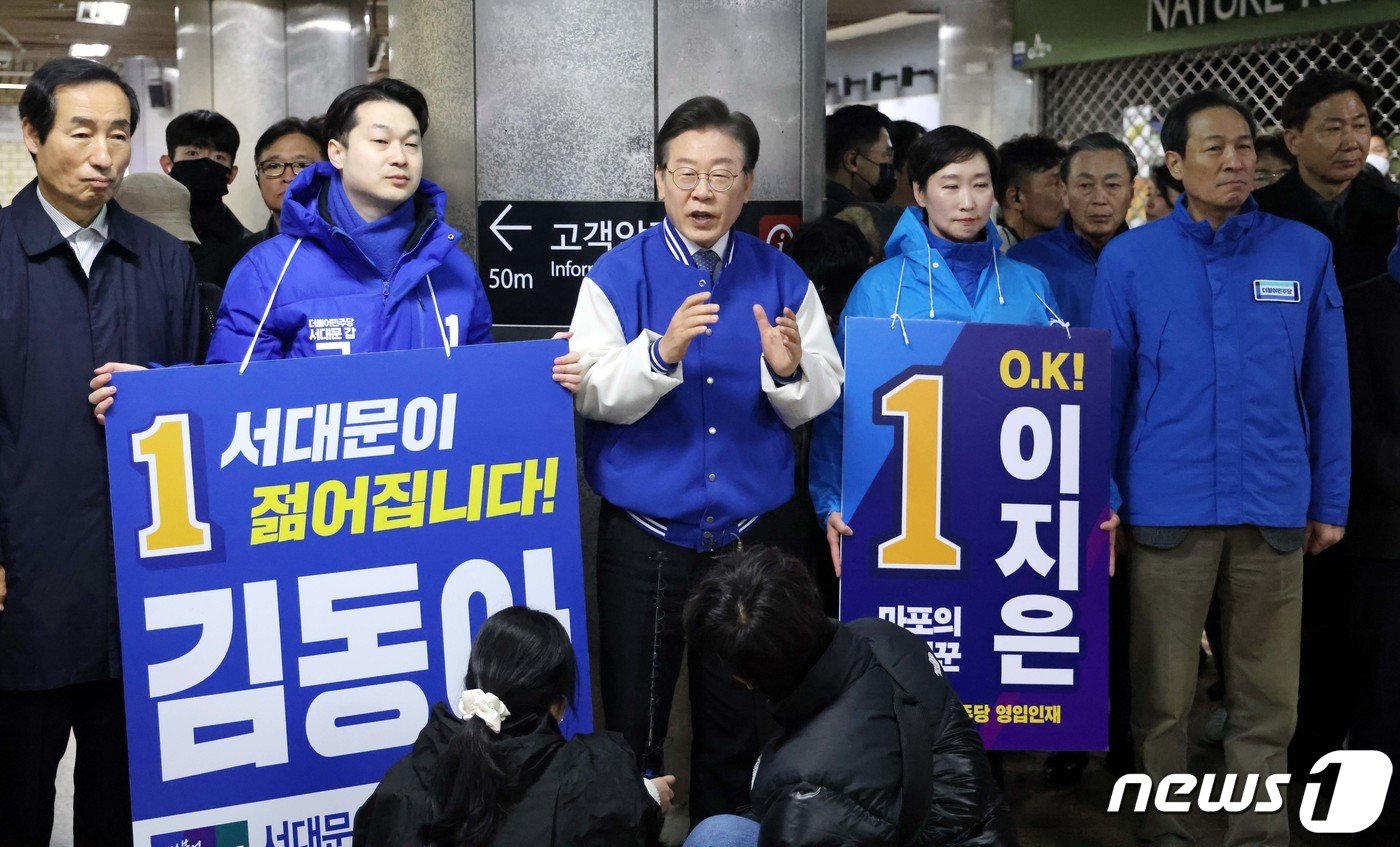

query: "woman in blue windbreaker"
(809, 124), (1063, 573)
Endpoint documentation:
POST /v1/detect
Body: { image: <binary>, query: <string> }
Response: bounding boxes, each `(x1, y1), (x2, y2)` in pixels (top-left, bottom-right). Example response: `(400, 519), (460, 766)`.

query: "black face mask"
(169, 157), (232, 205)
(858, 154), (898, 203)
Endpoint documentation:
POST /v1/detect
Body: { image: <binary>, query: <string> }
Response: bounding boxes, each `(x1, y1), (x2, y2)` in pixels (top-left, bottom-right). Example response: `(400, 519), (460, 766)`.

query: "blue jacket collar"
(885, 205), (1004, 264)
(277, 161), (461, 298)
(1170, 192), (1259, 246)
(660, 216), (737, 269)
(281, 161), (455, 248)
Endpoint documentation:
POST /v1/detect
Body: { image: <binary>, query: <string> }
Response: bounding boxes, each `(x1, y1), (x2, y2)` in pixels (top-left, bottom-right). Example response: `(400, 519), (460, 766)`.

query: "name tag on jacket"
(1253, 280), (1301, 303)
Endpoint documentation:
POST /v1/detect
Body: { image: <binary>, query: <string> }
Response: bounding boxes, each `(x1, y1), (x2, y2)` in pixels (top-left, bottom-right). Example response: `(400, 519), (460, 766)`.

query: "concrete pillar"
(175, 0), (366, 229)
(388, 0), (828, 258)
(938, 0), (1037, 143)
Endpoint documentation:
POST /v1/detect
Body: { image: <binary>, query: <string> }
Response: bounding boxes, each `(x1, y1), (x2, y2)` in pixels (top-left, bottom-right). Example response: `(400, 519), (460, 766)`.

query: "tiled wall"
(0, 98), (31, 205)
(0, 140), (33, 206)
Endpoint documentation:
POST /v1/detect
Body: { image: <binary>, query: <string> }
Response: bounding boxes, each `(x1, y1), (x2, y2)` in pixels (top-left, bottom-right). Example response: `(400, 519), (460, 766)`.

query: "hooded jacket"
(808, 206), (1059, 525)
(1091, 196), (1349, 528)
(751, 619), (1016, 847)
(353, 703), (660, 847)
(206, 162), (492, 365)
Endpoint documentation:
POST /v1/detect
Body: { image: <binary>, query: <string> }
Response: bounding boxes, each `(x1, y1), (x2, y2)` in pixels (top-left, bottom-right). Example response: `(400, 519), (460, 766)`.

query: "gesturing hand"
(753, 304), (801, 378)
(657, 292), (720, 366)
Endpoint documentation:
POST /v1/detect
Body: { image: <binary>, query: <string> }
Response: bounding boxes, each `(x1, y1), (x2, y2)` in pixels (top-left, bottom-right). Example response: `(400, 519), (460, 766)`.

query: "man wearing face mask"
(160, 109), (250, 289)
(824, 105), (895, 214)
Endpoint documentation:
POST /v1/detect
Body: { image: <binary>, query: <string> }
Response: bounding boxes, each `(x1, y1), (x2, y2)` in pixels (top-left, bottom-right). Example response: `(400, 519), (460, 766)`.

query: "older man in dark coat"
(0, 58), (200, 847)
(1254, 70), (1400, 290)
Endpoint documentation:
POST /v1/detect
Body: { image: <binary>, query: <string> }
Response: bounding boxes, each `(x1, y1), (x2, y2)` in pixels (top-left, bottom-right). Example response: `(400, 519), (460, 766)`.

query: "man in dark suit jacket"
(1339, 235), (1400, 847)
(1255, 70), (1399, 291)
(1254, 70), (1400, 781)
(0, 58), (201, 847)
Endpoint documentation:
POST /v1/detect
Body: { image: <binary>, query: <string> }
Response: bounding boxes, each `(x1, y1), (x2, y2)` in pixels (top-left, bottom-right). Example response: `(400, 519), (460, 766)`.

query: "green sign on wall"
(1013, 0), (1399, 69)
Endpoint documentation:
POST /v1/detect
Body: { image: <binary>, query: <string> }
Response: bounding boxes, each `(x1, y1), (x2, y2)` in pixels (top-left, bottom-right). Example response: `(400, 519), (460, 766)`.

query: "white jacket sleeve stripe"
(761, 281), (845, 428)
(570, 277), (682, 425)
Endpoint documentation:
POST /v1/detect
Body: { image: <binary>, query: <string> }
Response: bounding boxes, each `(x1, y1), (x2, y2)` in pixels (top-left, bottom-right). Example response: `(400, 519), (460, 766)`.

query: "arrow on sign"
(490, 204), (533, 252)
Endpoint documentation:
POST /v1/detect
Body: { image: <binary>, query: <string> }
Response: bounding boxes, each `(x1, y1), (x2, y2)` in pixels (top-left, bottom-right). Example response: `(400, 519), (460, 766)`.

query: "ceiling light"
(827, 11), (938, 43)
(76, 2), (130, 26)
(69, 43), (111, 58)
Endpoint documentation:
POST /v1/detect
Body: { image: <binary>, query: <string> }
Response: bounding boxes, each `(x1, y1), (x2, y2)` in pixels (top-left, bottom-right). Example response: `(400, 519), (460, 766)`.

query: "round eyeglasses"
(258, 160), (315, 178)
(667, 167), (741, 192)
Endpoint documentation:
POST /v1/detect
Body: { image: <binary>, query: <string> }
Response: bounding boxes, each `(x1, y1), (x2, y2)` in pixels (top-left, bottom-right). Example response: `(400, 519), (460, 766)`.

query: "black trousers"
(1290, 545), (1352, 777)
(595, 502), (784, 822)
(0, 678), (132, 847)
(1346, 558), (1400, 847)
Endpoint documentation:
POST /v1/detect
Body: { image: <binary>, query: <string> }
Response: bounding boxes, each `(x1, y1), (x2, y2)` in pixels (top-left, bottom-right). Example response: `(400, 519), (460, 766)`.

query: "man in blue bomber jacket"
(567, 96), (843, 823)
(1092, 90), (1350, 847)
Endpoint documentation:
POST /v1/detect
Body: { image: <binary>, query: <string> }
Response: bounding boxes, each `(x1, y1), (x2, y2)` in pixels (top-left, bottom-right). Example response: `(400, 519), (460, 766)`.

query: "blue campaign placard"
(839, 317), (1111, 751)
(104, 340), (590, 843)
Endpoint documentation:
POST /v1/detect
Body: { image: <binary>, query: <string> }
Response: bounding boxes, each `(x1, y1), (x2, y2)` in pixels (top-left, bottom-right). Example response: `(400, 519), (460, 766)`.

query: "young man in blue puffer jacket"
(205, 78), (492, 366)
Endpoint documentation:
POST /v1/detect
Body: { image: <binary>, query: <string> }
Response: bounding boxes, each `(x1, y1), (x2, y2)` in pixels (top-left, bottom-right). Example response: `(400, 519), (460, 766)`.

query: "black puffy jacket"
(353, 703), (662, 846)
(750, 619), (1017, 847)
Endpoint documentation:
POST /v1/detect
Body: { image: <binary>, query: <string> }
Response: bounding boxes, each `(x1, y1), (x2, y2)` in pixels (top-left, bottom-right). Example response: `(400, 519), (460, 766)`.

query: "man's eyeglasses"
(667, 168), (741, 192)
(257, 160), (314, 178)
(1254, 168), (1290, 187)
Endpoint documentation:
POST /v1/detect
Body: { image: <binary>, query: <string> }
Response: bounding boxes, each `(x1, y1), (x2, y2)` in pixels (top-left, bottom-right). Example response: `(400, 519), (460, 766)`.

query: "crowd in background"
(1, 52), (1399, 847)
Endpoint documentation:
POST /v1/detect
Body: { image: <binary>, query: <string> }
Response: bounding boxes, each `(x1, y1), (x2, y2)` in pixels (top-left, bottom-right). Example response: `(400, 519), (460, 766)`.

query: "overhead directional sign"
(477, 200), (802, 327)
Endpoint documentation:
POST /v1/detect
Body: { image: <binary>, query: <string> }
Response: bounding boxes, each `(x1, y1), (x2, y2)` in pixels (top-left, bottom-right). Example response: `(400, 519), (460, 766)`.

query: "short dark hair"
(1160, 89), (1257, 156)
(889, 119), (927, 174)
(909, 124), (1001, 191)
(166, 109), (240, 161)
(994, 134), (1064, 203)
(1061, 132), (1138, 182)
(253, 117), (326, 164)
(324, 78), (430, 146)
(825, 104), (892, 174)
(787, 218), (871, 319)
(1150, 163), (1183, 199)
(1254, 132), (1295, 166)
(1278, 70), (1376, 131)
(20, 58), (139, 145)
(655, 96), (760, 172)
(684, 546), (835, 701)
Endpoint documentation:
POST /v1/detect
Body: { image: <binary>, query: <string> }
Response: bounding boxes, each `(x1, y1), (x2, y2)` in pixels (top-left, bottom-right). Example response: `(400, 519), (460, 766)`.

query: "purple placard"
(838, 317), (1111, 750)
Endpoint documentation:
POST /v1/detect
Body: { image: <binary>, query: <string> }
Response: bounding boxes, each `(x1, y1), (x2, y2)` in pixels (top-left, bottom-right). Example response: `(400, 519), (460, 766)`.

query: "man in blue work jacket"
(1092, 90), (1349, 847)
(567, 96), (844, 822)
(1008, 132), (1137, 327)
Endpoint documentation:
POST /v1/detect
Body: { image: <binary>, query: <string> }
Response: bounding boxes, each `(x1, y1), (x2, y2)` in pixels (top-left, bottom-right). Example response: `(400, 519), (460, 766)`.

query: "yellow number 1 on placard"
(131, 414), (212, 558)
(877, 373), (961, 569)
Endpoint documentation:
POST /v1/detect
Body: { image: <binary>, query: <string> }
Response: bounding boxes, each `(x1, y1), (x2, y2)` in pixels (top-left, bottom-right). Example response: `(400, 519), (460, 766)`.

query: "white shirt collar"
(676, 228), (730, 265)
(36, 184), (110, 242)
